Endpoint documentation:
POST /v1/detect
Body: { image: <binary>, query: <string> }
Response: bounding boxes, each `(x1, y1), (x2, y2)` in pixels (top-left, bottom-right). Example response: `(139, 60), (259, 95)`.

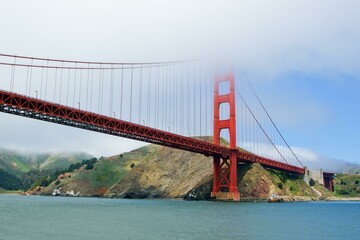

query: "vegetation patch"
(334, 174), (360, 197)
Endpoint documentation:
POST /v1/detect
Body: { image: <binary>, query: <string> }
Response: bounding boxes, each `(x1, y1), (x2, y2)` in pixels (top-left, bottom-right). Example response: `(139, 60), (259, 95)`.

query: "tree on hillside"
(85, 164), (94, 170)
(309, 178), (315, 187)
(0, 169), (23, 190)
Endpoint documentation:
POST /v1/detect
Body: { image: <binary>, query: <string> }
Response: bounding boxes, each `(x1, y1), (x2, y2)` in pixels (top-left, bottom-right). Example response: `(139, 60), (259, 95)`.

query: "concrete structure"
(304, 167), (324, 185)
(304, 167), (334, 191)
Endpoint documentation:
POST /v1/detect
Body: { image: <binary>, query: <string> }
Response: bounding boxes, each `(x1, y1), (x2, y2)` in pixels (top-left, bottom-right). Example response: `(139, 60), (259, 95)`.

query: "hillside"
(41, 146), (154, 196)
(334, 173), (360, 197)
(0, 148), (93, 190)
(39, 143), (331, 201)
(106, 144), (213, 199)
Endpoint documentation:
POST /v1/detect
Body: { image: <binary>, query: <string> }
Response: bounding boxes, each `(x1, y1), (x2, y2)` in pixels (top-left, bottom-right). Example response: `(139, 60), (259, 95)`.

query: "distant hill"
(283, 146), (360, 174)
(0, 149), (93, 173)
(0, 148), (93, 190)
(301, 155), (360, 174)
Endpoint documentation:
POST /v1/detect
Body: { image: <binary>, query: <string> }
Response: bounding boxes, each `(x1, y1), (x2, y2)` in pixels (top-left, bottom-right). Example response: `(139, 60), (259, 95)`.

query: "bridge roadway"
(0, 89), (305, 175)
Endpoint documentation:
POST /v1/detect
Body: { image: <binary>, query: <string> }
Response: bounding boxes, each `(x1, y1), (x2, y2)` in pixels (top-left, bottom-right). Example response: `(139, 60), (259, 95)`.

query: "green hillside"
(41, 146), (154, 196)
(0, 148), (93, 191)
(334, 173), (360, 197)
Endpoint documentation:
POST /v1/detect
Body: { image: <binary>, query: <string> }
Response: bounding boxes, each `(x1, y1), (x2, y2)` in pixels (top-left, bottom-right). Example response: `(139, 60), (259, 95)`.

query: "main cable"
(235, 87), (289, 164)
(246, 80), (303, 167)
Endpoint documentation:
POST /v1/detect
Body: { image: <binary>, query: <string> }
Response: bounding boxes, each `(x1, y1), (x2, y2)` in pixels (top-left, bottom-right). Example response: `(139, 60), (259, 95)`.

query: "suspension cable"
(235, 87), (289, 164)
(246, 80), (303, 167)
(0, 53), (191, 65)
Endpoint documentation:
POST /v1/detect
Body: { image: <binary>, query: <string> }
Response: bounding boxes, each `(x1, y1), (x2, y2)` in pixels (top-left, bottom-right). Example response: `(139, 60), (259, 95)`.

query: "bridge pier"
(211, 151), (240, 201)
(212, 72), (240, 201)
(304, 167), (335, 192)
(323, 172), (335, 192)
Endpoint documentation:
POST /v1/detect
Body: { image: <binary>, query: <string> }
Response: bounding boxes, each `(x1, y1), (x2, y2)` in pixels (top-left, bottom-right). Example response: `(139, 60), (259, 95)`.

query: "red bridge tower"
(211, 72), (240, 201)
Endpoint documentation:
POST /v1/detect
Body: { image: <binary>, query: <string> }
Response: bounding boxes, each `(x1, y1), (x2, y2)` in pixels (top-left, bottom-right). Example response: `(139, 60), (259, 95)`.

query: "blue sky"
(251, 70), (360, 164)
(0, 0), (359, 168)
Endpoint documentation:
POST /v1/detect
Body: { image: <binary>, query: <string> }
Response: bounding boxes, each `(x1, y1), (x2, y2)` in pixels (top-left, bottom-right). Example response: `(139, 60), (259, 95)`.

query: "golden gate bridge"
(0, 53), (334, 201)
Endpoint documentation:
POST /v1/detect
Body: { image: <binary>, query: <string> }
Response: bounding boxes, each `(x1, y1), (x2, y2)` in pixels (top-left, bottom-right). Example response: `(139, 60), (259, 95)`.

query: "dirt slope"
(106, 145), (213, 198)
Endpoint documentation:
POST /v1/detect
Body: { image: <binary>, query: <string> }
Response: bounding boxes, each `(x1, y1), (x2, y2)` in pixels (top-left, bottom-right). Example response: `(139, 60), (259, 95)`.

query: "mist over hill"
(0, 148), (93, 190)
(299, 154), (360, 174)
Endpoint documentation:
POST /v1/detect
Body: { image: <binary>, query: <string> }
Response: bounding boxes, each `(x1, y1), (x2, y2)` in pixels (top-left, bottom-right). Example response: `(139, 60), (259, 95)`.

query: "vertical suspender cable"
(40, 67), (44, 99)
(139, 64), (143, 124)
(158, 66), (161, 128)
(73, 63), (77, 107)
(97, 68), (101, 113)
(86, 64), (90, 111)
(10, 56), (16, 91)
(199, 71), (202, 137)
(187, 65), (190, 136)
(44, 60), (49, 100)
(164, 65), (168, 130)
(25, 65), (29, 95)
(109, 66), (114, 117)
(100, 68), (105, 114)
(53, 67), (58, 102)
(120, 65), (124, 119)
(29, 59), (33, 96)
(172, 65), (176, 132)
(161, 66), (164, 130)
(79, 68), (82, 110)
(155, 66), (158, 128)
(59, 61), (63, 103)
(90, 69), (94, 112)
(173, 65), (179, 133)
(66, 67), (70, 106)
(148, 65), (152, 126)
(193, 64), (196, 136)
(205, 74), (208, 137)
(130, 65), (133, 122)
(180, 64), (183, 134)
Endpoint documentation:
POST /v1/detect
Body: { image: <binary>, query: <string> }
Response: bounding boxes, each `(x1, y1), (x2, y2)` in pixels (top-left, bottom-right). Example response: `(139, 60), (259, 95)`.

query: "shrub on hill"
(0, 169), (23, 190)
(309, 178), (315, 187)
(85, 163), (94, 170)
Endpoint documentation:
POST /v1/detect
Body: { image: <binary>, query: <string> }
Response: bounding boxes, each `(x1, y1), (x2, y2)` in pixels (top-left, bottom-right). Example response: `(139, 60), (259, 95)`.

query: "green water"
(0, 195), (359, 240)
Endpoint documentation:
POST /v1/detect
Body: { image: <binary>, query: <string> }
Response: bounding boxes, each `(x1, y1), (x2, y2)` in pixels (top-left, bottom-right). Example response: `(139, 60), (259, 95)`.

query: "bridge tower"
(211, 72), (240, 201)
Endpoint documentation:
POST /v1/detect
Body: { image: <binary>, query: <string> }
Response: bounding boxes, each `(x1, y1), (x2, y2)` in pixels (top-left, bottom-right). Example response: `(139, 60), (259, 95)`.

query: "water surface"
(0, 195), (359, 240)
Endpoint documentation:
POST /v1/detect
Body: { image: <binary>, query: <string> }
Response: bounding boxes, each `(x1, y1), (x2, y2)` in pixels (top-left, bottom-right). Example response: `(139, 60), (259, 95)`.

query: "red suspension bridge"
(0, 54), (334, 201)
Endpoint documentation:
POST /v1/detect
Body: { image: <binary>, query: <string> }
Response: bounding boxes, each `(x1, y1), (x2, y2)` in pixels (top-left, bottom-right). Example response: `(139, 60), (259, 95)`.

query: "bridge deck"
(0, 89), (305, 174)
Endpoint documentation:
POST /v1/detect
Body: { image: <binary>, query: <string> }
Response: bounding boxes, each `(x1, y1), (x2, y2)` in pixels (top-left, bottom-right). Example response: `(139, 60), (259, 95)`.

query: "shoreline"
(325, 197), (360, 201)
(3, 192), (360, 202)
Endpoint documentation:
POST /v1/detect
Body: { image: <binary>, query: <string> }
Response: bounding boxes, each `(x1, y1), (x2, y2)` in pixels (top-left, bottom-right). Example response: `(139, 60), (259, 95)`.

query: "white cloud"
(239, 141), (357, 172)
(0, 113), (147, 157)
(0, 0), (359, 159)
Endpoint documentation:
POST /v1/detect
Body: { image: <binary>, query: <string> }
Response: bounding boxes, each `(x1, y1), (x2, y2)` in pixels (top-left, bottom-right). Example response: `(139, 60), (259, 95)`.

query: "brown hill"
(106, 145), (213, 198)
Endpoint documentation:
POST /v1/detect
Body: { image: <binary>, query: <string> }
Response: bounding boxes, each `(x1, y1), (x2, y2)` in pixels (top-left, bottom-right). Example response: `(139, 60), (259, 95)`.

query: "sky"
(0, 0), (359, 169)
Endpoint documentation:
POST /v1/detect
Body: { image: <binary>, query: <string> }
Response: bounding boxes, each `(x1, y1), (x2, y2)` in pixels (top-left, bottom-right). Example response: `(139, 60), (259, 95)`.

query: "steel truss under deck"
(0, 89), (305, 175)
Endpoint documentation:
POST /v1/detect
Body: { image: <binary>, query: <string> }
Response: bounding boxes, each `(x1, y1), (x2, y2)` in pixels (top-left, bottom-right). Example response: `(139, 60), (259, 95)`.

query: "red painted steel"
(212, 73), (240, 200)
(0, 89), (305, 175)
(323, 172), (335, 192)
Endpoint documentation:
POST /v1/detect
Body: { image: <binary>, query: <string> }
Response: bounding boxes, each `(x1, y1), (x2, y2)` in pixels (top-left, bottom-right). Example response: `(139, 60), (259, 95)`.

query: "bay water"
(0, 194), (359, 240)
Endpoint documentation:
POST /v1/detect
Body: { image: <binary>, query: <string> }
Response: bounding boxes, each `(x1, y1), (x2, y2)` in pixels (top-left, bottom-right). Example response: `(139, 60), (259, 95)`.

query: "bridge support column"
(211, 72), (240, 201)
(229, 150), (239, 196)
(211, 153), (240, 201)
(323, 172), (335, 192)
(212, 157), (221, 194)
